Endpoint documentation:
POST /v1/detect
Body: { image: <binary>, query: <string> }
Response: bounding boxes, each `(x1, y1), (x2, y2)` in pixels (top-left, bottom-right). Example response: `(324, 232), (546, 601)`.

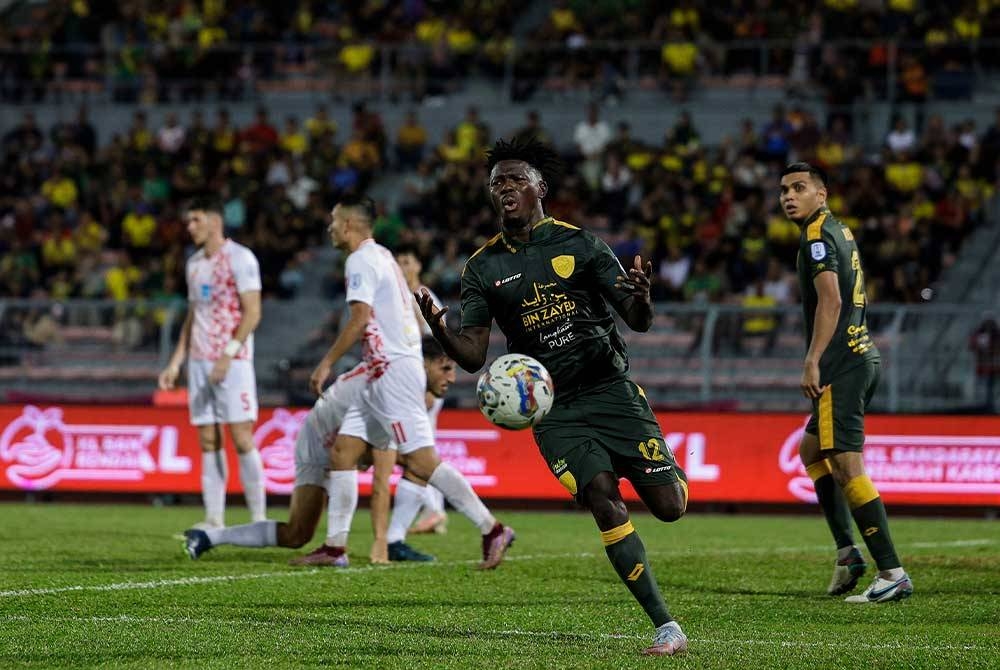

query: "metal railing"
(0, 298), (993, 413)
(2, 38), (998, 105)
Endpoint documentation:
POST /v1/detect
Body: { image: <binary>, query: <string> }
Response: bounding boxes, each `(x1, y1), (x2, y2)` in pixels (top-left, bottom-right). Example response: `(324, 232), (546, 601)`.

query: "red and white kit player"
(394, 245), (447, 533)
(307, 195), (514, 568)
(158, 196), (267, 530)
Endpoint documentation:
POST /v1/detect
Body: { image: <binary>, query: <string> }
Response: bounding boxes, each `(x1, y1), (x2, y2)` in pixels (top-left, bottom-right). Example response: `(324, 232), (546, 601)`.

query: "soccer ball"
(476, 354), (554, 430)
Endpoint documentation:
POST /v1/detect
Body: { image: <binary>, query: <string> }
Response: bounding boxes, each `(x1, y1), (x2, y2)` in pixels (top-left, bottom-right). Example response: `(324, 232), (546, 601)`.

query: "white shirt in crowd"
(886, 128), (916, 155)
(574, 120), (611, 158)
(157, 125), (186, 154)
(659, 256), (691, 292)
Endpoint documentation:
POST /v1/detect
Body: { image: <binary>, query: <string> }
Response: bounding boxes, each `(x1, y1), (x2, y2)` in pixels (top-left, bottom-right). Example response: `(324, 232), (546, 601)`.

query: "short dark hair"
(486, 136), (563, 184)
(422, 336), (447, 361)
(781, 162), (827, 188)
(337, 194), (376, 222)
(394, 243), (421, 260)
(185, 195), (223, 216)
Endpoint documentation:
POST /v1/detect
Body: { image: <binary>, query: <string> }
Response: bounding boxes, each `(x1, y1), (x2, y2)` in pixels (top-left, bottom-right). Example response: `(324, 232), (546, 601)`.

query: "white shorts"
(339, 356), (433, 455)
(294, 362), (369, 487)
(294, 420), (331, 488)
(188, 358), (258, 426)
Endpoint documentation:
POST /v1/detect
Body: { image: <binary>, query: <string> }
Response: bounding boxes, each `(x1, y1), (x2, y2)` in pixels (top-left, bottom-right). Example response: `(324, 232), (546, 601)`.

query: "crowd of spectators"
(386, 101), (1000, 322)
(2, 1), (999, 104)
(0, 99), (402, 312)
(0, 0), (528, 103)
(4, 95), (999, 324)
(522, 0), (1000, 103)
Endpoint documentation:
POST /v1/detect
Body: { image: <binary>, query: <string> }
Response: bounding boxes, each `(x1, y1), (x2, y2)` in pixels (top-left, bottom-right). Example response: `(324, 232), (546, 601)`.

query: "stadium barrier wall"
(0, 404), (998, 507)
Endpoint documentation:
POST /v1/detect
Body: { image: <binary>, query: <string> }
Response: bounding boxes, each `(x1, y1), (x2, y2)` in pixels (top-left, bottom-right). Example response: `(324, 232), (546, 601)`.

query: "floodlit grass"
(1, 503), (997, 669)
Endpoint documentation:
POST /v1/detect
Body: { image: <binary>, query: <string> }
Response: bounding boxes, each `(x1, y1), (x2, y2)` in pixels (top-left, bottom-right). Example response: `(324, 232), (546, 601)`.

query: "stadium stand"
(2, 0), (999, 412)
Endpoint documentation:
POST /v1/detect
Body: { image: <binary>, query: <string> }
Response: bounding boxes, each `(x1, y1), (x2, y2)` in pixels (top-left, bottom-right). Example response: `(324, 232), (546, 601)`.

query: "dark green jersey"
(461, 217), (634, 394)
(796, 207), (880, 380)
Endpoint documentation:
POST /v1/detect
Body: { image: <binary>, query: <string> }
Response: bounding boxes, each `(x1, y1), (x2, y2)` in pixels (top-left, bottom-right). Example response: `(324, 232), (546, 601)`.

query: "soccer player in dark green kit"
(416, 137), (690, 656)
(780, 162), (913, 603)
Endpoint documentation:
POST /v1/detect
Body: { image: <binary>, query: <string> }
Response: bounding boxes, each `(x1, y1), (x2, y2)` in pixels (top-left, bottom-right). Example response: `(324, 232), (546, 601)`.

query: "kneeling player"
(183, 339), (450, 563)
(298, 336), (515, 569)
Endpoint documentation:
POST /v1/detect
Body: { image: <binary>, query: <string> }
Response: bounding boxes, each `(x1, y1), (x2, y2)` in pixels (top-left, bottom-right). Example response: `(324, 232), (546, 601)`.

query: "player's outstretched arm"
(613, 254), (655, 332)
(415, 289), (491, 372)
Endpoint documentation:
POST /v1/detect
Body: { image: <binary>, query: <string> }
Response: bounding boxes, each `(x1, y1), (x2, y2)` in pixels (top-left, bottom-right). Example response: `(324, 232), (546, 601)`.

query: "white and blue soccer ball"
(476, 353), (554, 430)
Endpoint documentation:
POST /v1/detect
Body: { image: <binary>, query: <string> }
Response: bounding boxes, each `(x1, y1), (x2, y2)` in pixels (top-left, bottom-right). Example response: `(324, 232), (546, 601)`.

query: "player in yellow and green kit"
(416, 138), (689, 656)
(780, 162), (912, 603)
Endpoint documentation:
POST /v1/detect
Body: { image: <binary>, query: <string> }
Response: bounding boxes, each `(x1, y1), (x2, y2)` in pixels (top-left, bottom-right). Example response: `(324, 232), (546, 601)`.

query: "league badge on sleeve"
(810, 242), (827, 261)
(349, 273), (361, 289)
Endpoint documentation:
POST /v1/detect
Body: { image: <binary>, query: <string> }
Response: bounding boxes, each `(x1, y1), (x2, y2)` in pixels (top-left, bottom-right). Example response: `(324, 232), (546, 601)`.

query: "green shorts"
(805, 360), (880, 452)
(532, 376), (684, 498)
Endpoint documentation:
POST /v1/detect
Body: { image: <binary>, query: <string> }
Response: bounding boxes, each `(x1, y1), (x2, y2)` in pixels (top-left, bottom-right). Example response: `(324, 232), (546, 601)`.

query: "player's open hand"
(415, 289), (449, 332)
(800, 359), (828, 400)
(369, 538), (389, 565)
(157, 365), (179, 391)
(616, 254), (653, 302)
(309, 361), (332, 396)
(209, 358), (230, 385)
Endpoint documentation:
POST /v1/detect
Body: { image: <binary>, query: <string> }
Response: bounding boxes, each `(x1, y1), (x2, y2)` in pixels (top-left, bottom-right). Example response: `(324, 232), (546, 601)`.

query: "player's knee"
(233, 442), (255, 455)
(585, 488), (628, 528)
(279, 521), (313, 549)
(829, 466), (853, 488)
(650, 499), (685, 523)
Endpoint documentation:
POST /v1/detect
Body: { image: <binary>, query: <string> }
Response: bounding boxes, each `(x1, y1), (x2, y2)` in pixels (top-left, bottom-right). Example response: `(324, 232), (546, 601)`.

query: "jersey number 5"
(850, 250), (866, 307)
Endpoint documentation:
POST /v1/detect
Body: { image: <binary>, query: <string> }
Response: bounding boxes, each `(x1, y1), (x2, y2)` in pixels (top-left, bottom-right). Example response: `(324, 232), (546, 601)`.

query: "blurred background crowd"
(3, 0), (1000, 104)
(3, 95), (998, 311)
(2, 0), (999, 410)
(2, 1), (1000, 316)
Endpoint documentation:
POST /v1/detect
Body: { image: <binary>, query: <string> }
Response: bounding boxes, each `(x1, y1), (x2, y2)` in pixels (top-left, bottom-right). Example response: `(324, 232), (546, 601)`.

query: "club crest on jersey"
(810, 242), (827, 261)
(551, 255), (575, 279)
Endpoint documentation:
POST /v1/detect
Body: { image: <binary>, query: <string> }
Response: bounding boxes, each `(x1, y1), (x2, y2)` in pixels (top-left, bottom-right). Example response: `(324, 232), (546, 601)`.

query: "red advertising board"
(1, 404), (998, 506)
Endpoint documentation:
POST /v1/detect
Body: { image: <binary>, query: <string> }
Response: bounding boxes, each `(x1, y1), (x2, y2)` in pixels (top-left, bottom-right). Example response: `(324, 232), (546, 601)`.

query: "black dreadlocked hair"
(486, 136), (564, 184)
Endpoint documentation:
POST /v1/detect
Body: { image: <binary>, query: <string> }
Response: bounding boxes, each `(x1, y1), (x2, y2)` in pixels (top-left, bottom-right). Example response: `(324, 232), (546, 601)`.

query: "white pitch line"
(0, 616), (986, 653)
(0, 538), (993, 599)
(0, 553), (589, 598)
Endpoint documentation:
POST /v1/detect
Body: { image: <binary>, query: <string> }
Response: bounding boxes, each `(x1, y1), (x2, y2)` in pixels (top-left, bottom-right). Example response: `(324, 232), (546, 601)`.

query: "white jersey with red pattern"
(187, 239), (262, 361)
(344, 239), (421, 378)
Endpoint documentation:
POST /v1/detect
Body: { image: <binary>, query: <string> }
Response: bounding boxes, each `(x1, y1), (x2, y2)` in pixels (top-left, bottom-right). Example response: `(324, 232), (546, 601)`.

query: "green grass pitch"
(1, 502), (997, 669)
